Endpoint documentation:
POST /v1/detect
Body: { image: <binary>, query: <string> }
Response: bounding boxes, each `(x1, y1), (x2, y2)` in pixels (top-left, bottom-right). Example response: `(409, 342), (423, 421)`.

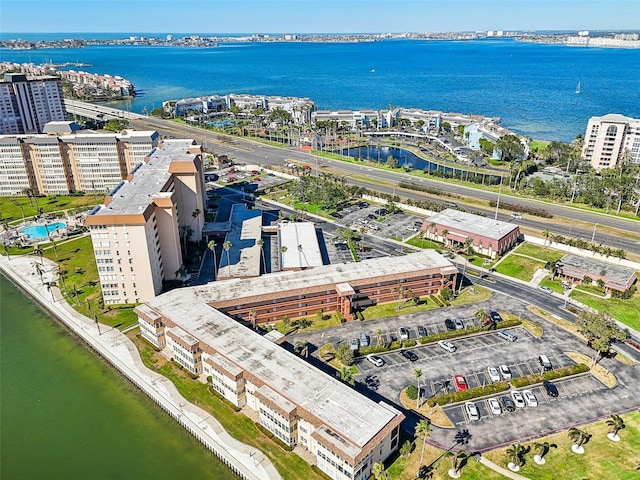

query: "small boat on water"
(575, 81), (581, 94)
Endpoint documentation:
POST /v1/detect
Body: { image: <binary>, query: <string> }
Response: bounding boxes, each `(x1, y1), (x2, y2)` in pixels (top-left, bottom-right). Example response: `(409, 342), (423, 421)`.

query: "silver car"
(465, 401), (480, 421)
(487, 366), (501, 383)
(523, 390), (538, 407)
(499, 364), (512, 380)
(488, 397), (502, 415)
(511, 390), (526, 408)
(438, 340), (456, 353)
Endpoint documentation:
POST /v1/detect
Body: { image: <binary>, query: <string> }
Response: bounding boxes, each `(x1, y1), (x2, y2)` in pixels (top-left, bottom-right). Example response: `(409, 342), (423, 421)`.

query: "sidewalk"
(0, 253), (281, 480)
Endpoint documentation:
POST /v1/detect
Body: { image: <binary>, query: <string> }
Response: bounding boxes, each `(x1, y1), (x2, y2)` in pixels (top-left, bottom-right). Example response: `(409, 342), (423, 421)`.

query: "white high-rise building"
(0, 73), (67, 134)
(582, 114), (640, 170)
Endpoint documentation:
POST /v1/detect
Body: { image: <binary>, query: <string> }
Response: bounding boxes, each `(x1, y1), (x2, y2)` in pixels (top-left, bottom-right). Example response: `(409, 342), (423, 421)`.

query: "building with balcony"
(135, 280), (407, 480)
(582, 114), (640, 170)
(85, 139), (205, 304)
(0, 73), (66, 134)
(421, 209), (521, 259)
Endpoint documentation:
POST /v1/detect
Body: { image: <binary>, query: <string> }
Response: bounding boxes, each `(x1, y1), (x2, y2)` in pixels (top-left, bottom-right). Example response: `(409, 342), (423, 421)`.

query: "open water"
(0, 274), (233, 480)
(2, 34), (639, 141)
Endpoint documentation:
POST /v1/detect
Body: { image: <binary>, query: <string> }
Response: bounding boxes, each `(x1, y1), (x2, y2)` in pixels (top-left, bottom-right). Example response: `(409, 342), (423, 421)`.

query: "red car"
(227, 176), (237, 182)
(253, 177), (261, 182)
(454, 374), (468, 391)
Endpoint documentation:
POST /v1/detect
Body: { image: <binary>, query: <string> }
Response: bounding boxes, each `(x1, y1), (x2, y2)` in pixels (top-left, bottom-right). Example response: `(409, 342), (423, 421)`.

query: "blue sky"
(2, 0), (639, 34)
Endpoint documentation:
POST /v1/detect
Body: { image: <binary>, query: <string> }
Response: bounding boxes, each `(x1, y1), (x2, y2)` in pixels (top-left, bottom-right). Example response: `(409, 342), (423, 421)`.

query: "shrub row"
(427, 381), (510, 407)
(488, 200), (553, 218)
(510, 363), (590, 388)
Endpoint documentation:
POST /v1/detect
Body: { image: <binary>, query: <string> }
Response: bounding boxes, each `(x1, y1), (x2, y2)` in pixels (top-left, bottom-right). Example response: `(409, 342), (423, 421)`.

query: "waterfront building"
(0, 73), (66, 135)
(557, 254), (637, 293)
(85, 139), (205, 304)
(582, 114), (640, 170)
(421, 209), (521, 259)
(58, 70), (136, 97)
(136, 294), (405, 480)
(0, 123), (158, 196)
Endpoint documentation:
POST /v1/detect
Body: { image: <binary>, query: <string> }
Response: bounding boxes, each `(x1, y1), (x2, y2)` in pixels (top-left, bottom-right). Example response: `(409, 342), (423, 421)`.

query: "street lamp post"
(591, 223), (598, 243)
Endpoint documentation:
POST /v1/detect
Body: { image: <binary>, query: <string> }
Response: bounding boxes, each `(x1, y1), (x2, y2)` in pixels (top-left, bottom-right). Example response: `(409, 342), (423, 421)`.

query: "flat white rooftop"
(217, 204), (262, 279)
(278, 222), (323, 269)
(146, 295), (401, 448)
(428, 208), (519, 241)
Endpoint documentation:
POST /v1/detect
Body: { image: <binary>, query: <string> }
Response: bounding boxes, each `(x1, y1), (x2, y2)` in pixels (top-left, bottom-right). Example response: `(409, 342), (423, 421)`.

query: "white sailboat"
(575, 81), (581, 94)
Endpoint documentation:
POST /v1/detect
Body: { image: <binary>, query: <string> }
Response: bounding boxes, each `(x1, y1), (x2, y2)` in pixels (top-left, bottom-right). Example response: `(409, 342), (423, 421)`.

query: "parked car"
(335, 242), (348, 250)
(497, 330), (517, 342)
(401, 350), (418, 362)
(523, 390), (538, 407)
(489, 311), (503, 322)
(349, 338), (359, 351)
(445, 202), (458, 208)
(488, 397), (502, 415)
(444, 319), (456, 331)
(465, 401), (480, 421)
(367, 213), (378, 220)
(543, 380), (559, 397)
(367, 354), (384, 367)
(417, 326), (427, 338)
(499, 364), (512, 380)
(357, 201), (370, 208)
(438, 340), (456, 353)
(454, 318), (465, 330)
(454, 374), (468, 391)
(511, 390), (526, 408)
(511, 213), (522, 219)
(487, 366), (501, 383)
(538, 354), (553, 371)
(359, 332), (369, 348)
(500, 395), (516, 412)
(405, 226), (419, 232)
(538, 285), (553, 294)
(398, 327), (409, 341)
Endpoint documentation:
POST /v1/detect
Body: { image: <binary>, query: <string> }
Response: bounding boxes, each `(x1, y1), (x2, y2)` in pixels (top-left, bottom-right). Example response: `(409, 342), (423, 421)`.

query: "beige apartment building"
(85, 139), (205, 304)
(135, 278), (407, 480)
(582, 113), (640, 170)
(0, 122), (159, 196)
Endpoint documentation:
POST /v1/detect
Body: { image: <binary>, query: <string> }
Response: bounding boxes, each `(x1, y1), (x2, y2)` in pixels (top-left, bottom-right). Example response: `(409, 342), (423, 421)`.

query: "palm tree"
(336, 367), (355, 386)
(568, 427), (591, 454)
(33, 244), (44, 265)
(2, 241), (11, 260)
(249, 308), (258, 330)
(280, 245), (288, 269)
(47, 233), (58, 257)
(256, 238), (266, 273)
(505, 443), (524, 471)
(376, 328), (385, 347)
(55, 266), (68, 294)
(532, 441), (553, 465)
(441, 229), (449, 248)
(413, 368), (423, 408)
(447, 450), (468, 478)
(606, 414), (625, 441)
(174, 264), (187, 281)
(223, 240), (232, 277)
(70, 284), (81, 305)
(542, 228), (551, 246)
(414, 419), (431, 476)
(32, 261), (44, 283)
(371, 462), (387, 480)
(207, 240), (217, 279)
(429, 221), (436, 241)
(11, 198), (25, 224)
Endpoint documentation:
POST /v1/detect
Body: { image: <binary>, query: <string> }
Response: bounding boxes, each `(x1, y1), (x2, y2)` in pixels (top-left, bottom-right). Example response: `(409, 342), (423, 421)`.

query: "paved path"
(0, 253), (281, 480)
(477, 455), (531, 480)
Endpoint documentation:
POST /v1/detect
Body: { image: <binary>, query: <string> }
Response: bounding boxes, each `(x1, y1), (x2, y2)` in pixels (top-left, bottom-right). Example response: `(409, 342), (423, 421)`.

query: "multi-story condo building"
(85, 139), (205, 304)
(582, 113), (640, 170)
(0, 73), (67, 134)
(134, 255), (422, 480)
(0, 123), (158, 196)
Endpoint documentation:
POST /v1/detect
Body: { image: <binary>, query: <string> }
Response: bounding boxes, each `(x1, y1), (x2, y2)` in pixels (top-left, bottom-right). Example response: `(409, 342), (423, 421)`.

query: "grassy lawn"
(494, 254), (546, 282)
(450, 285), (492, 306)
(42, 235), (139, 330)
(0, 195), (97, 224)
(538, 278), (565, 293)
(405, 235), (440, 250)
(513, 243), (565, 263)
(362, 298), (439, 321)
(569, 289), (640, 331)
(482, 410), (640, 480)
(128, 333), (324, 480)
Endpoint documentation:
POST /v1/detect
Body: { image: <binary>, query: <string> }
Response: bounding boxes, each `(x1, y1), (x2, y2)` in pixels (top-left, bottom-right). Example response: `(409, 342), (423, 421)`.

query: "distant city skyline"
(2, 0), (639, 34)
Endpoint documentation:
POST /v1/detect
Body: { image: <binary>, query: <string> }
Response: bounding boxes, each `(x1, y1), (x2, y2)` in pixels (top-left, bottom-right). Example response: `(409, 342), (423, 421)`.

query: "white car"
(488, 397), (502, 415)
(438, 340), (457, 353)
(465, 401), (480, 421)
(367, 354), (384, 367)
(523, 390), (538, 407)
(511, 213), (522, 219)
(487, 366), (501, 383)
(499, 364), (512, 380)
(511, 390), (526, 408)
(538, 285), (553, 294)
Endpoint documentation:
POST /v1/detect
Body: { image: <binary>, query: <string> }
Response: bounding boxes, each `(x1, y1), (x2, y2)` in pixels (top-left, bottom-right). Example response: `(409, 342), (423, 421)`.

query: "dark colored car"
(500, 395), (516, 412)
(367, 214), (378, 220)
(401, 350), (418, 362)
(417, 325), (427, 338)
(543, 380), (559, 397)
(489, 311), (503, 322)
(444, 318), (456, 331)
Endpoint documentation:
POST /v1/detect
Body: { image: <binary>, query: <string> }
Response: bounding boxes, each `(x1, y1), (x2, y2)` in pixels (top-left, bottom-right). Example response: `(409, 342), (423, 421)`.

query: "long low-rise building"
(134, 258), (421, 480)
(557, 254), (637, 293)
(421, 208), (521, 259)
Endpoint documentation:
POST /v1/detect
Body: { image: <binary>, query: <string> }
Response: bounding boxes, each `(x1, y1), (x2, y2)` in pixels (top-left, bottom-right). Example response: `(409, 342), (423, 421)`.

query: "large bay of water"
(2, 34), (639, 141)
(0, 274), (233, 480)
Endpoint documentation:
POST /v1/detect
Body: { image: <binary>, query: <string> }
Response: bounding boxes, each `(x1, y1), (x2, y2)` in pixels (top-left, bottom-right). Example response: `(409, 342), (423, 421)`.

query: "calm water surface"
(2, 36), (639, 141)
(0, 274), (234, 480)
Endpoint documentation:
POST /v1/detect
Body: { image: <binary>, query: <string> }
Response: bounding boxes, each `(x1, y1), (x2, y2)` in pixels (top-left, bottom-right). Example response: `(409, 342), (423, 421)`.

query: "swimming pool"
(19, 222), (66, 240)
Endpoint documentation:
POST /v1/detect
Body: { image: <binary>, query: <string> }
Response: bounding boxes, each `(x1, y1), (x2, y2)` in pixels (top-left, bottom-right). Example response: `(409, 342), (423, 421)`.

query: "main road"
(66, 101), (640, 255)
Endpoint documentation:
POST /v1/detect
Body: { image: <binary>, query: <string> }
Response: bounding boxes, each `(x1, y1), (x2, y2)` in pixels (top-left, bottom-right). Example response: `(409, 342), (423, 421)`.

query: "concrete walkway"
(477, 456), (531, 480)
(0, 253), (281, 480)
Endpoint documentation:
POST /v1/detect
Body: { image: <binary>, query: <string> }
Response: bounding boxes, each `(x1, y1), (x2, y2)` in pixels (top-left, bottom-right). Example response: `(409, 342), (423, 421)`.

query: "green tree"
(371, 461), (387, 480)
(505, 443), (525, 471)
(223, 240), (233, 277)
(414, 419), (431, 476)
(336, 367), (355, 386)
(496, 134), (525, 163)
(413, 368), (423, 408)
(207, 240), (218, 278)
(335, 342), (354, 366)
(256, 238), (265, 273)
(532, 441), (554, 464)
(576, 311), (629, 366)
(606, 414), (625, 440)
(399, 440), (412, 457)
(568, 427), (591, 452)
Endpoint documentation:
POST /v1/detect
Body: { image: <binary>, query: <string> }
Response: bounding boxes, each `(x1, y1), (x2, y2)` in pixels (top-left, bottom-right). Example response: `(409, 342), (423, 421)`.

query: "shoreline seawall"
(0, 253), (280, 480)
